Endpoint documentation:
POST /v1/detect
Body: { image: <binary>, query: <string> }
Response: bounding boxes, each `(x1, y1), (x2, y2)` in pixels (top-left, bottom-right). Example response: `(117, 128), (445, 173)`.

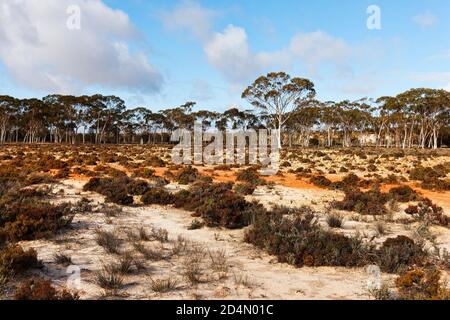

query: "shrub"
(0, 201), (77, 242)
(188, 220), (204, 230)
(83, 177), (134, 205)
(174, 182), (264, 229)
(377, 236), (427, 273)
(310, 176), (332, 189)
(141, 188), (174, 205)
(395, 268), (450, 300)
(126, 179), (151, 196)
(175, 166), (199, 185)
(332, 187), (389, 215)
(150, 277), (179, 293)
(245, 209), (427, 273)
(95, 230), (121, 254)
(420, 178), (450, 191)
(326, 214), (344, 228)
(388, 186), (419, 203)
(26, 173), (57, 185)
(245, 209), (373, 268)
(409, 165), (448, 181)
(234, 183), (257, 195)
(236, 168), (265, 185)
(0, 245), (40, 278)
(405, 198), (449, 227)
(144, 156), (166, 167)
(53, 253), (72, 267)
(95, 268), (124, 291)
(14, 278), (79, 300)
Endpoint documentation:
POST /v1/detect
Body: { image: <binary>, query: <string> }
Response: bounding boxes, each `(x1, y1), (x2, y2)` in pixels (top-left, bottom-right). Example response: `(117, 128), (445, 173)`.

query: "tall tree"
(242, 72), (316, 147)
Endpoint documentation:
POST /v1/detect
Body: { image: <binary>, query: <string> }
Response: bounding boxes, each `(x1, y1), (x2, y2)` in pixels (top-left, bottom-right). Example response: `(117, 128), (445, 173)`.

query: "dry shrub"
(174, 181), (263, 229)
(409, 165), (450, 191)
(126, 179), (151, 196)
(95, 268), (124, 291)
(141, 188), (174, 205)
(143, 156), (166, 167)
(388, 186), (419, 203)
(95, 230), (121, 254)
(174, 166), (199, 185)
(395, 268), (450, 300)
(326, 214), (344, 228)
(310, 176), (333, 189)
(236, 168), (266, 185)
(14, 278), (79, 300)
(332, 187), (389, 215)
(53, 253), (72, 267)
(377, 236), (428, 274)
(83, 177), (134, 205)
(245, 208), (372, 268)
(245, 209), (427, 273)
(150, 277), (179, 293)
(0, 245), (40, 278)
(234, 183), (257, 195)
(0, 198), (78, 242)
(405, 198), (449, 227)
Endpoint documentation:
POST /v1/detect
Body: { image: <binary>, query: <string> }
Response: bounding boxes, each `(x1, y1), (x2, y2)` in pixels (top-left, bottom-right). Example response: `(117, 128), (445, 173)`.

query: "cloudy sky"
(0, 0), (449, 112)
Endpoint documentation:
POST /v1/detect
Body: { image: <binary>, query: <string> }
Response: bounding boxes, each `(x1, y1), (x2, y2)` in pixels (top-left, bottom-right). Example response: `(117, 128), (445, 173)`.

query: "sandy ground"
(17, 179), (401, 300)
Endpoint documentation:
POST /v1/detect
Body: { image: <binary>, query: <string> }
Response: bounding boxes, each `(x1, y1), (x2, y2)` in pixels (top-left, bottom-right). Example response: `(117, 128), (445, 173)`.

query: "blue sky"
(0, 0), (449, 112)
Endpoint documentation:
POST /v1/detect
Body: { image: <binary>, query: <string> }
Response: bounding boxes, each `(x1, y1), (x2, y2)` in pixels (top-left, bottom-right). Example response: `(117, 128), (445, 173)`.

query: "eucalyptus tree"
(285, 100), (321, 147)
(87, 95), (126, 144)
(0, 95), (18, 143)
(242, 72), (316, 148)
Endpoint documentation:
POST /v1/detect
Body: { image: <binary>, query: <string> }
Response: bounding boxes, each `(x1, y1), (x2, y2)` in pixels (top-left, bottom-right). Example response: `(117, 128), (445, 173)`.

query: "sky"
(0, 0), (449, 113)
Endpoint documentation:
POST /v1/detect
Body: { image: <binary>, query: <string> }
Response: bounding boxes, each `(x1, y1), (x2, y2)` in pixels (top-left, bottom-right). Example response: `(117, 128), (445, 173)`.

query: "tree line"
(0, 72), (449, 148)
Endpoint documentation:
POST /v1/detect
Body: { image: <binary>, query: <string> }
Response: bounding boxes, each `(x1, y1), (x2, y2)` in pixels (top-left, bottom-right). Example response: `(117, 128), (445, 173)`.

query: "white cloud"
(203, 25), (352, 85)
(0, 0), (163, 94)
(413, 11), (438, 28)
(204, 25), (261, 83)
(287, 31), (351, 76)
(160, 0), (217, 41)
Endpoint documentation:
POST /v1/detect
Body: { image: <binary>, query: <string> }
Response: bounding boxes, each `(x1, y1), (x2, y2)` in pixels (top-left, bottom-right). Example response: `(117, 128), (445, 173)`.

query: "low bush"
(126, 179), (151, 196)
(326, 214), (344, 228)
(377, 236), (427, 273)
(174, 166), (199, 185)
(234, 183), (257, 195)
(14, 278), (79, 300)
(310, 176), (333, 189)
(83, 177), (134, 205)
(0, 199), (78, 242)
(405, 198), (449, 227)
(236, 168), (266, 185)
(141, 188), (175, 205)
(332, 187), (389, 215)
(409, 165), (448, 181)
(245, 209), (373, 268)
(174, 181), (264, 229)
(395, 268), (450, 300)
(245, 209), (427, 273)
(388, 186), (419, 203)
(0, 245), (40, 278)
